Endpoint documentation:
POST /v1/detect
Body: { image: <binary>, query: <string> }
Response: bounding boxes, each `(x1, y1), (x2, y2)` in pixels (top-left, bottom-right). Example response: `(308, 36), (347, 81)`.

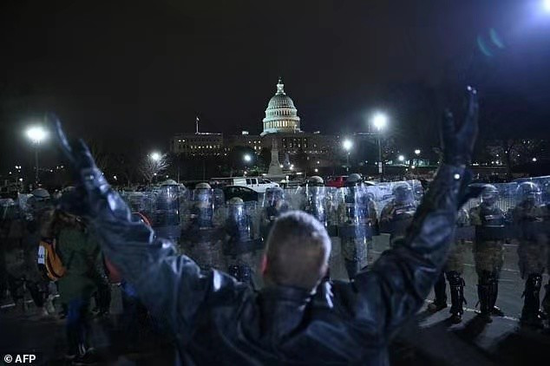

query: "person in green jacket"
(46, 209), (102, 363)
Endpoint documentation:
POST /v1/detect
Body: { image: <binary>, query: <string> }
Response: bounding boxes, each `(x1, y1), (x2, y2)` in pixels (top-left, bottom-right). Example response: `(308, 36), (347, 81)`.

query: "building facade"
(170, 132), (223, 157)
(170, 78), (341, 168)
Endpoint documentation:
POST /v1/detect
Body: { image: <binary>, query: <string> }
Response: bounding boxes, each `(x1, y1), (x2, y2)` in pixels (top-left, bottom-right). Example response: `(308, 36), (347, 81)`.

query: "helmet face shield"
(517, 182), (541, 206)
(393, 183), (413, 204)
(264, 188), (284, 207)
(481, 185), (498, 207)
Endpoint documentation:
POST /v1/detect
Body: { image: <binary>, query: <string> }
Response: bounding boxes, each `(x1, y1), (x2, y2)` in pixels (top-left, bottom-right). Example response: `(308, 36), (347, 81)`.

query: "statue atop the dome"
(276, 77), (285, 95)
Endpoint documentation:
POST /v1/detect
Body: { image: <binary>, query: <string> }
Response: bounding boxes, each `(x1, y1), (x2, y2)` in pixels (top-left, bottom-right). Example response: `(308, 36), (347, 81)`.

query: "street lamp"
(398, 155), (405, 163)
(150, 151), (162, 161)
(343, 139), (353, 172)
(371, 112), (388, 179)
(414, 149), (421, 156)
(26, 125), (48, 185)
(243, 154), (252, 163)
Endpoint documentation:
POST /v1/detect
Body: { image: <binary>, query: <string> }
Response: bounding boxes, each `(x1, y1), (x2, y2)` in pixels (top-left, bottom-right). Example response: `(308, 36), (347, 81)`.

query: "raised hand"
(49, 114), (111, 217)
(441, 87), (479, 166)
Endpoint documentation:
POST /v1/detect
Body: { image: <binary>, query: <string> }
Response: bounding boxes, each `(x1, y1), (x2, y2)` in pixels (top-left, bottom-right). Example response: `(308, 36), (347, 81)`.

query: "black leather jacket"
(79, 164), (467, 365)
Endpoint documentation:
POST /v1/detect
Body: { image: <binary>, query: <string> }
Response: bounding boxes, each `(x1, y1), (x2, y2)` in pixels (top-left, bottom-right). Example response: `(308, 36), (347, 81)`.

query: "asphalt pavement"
(1, 234), (549, 365)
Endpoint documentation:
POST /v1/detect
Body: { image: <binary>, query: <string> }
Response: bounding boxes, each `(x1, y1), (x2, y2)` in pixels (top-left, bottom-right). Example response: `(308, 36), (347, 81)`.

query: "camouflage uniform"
(510, 182), (549, 327)
(429, 208), (469, 323)
(379, 182), (417, 248)
(469, 184), (506, 322)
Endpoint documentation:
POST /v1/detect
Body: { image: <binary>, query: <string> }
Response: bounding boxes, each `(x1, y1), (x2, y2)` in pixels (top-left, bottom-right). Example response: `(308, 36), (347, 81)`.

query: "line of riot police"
(137, 175), (550, 330)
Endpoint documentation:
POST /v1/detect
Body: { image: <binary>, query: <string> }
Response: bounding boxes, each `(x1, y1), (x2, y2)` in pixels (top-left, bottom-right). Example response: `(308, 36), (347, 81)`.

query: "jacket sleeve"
(352, 164), (469, 338)
(79, 169), (234, 341)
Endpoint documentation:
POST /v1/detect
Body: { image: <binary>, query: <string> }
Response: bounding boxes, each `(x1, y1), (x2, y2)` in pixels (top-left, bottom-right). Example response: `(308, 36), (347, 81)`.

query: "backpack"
(38, 237), (67, 281)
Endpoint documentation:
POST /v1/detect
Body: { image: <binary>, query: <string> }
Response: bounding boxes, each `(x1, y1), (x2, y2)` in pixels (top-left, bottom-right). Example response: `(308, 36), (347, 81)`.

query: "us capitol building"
(170, 78), (341, 169)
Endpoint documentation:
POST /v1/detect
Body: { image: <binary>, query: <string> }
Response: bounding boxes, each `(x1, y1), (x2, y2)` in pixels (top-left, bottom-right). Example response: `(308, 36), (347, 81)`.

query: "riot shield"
(379, 182), (417, 243)
(325, 187), (339, 237)
(223, 198), (260, 283)
(181, 186), (225, 270)
(152, 182), (183, 242)
(338, 186), (372, 278)
(260, 187), (290, 242)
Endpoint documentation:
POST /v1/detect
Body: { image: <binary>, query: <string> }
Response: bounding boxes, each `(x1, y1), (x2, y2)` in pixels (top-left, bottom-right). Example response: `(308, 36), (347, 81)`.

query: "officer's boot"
(489, 274), (504, 317)
(448, 272), (466, 324)
(344, 259), (359, 281)
(520, 273), (543, 329)
(478, 272), (492, 323)
(428, 272), (447, 312)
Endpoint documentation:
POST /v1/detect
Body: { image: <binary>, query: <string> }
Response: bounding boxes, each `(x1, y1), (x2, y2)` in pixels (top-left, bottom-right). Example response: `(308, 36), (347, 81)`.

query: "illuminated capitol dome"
(261, 77), (301, 136)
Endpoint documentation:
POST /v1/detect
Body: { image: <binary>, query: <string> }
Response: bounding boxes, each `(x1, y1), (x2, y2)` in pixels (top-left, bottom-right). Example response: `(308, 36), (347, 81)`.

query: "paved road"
(1, 234), (549, 365)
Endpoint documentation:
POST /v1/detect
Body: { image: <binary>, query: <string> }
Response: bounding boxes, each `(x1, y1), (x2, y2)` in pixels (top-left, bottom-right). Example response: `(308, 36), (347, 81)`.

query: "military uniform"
(469, 185), (506, 322)
(379, 182), (417, 248)
(429, 208), (469, 323)
(510, 182), (549, 327)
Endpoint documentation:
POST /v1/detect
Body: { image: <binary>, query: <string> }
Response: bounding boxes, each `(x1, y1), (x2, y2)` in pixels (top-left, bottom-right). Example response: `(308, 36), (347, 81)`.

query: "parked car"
(326, 176), (348, 188)
(222, 185), (259, 202)
(210, 177), (278, 193)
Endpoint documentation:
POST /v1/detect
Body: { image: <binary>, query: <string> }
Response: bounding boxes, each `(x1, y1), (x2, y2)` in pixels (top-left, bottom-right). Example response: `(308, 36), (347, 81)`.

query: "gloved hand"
(441, 86), (479, 166)
(49, 114), (119, 220)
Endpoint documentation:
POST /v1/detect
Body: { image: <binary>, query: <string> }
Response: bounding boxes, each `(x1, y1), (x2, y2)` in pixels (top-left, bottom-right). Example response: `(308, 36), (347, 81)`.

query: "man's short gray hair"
(265, 211), (331, 290)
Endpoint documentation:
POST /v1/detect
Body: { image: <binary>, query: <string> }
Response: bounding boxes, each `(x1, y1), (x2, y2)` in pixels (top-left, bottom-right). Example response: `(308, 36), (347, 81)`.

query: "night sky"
(1, 0), (550, 171)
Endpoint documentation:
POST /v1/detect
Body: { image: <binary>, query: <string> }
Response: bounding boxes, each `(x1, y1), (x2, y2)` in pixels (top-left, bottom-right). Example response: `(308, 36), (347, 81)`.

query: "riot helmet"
(228, 197), (245, 218)
(516, 181), (541, 206)
(31, 188), (50, 200)
(307, 176), (324, 186)
(191, 183), (214, 228)
(161, 179), (178, 186)
(307, 176), (325, 197)
(265, 187), (285, 207)
(392, 182), (413, 205)
(481, 184), (499, 207)
(345, 174), (362, 187)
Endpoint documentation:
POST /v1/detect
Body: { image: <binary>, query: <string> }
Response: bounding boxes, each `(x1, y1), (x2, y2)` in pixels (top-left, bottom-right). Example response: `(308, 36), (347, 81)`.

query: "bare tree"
(88, 139), (110, 172)
(483, 139), (545, 178)
(139, 153), (169, 184)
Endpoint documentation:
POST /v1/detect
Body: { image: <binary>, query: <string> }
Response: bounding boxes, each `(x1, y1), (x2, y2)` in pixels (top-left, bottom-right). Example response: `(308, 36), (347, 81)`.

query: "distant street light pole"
(342, 139), (353, 173)
(26, 125), (48, 185)
(372, 113), (388, 180)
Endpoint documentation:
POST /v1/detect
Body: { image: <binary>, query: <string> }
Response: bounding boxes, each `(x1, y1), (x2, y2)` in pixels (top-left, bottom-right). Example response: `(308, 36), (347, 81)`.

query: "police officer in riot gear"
(380, 182), (417, 247)
(223, 197), (258, 284)
(338, 173), (372, 279)
(470, 184), (506, 322)
(153, 180), (183, 243)
(303, 176), (328, 228)
(510, 181), (548, 328)
(183, 183), (224, 270)
(260, 187), (289, 241)
(428, 208), (469, 323)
